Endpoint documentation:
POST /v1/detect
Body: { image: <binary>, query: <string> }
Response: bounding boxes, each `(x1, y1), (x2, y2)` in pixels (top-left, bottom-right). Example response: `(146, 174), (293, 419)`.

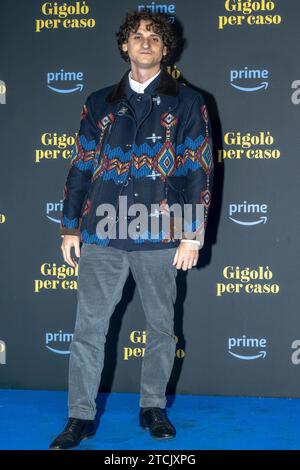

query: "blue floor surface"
(0, 390), (300, 450)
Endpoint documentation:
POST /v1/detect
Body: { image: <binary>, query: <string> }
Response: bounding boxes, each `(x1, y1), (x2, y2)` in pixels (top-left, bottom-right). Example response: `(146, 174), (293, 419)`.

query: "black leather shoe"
(49, 417), (96, 450)
(139, 407), (176, 439)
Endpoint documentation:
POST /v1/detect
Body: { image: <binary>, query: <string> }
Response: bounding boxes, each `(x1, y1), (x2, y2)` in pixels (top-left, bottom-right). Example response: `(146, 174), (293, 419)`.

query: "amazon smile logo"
(47, 70), (84, 94)
(229, 201), (268, 226)
(45, 331), (73, 355)
(46, 200), (63, 224)
(230, 67), (269, 92)
(228, 336), (267, 361)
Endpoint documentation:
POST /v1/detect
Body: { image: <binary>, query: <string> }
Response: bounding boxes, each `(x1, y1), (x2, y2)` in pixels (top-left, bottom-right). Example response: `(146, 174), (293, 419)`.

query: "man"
(50, 10), (214, 450)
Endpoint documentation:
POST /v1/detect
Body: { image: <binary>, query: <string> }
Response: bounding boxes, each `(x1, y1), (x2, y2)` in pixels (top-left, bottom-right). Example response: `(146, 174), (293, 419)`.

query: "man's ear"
(122, 43), (128, 52)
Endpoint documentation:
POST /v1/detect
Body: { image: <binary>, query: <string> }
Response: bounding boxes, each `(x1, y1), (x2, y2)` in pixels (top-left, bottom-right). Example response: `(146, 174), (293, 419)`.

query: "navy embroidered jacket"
(60, 66), (214, 248)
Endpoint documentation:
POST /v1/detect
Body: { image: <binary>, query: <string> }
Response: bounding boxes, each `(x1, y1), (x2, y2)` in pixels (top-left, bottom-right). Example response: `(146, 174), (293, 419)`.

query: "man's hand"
(61, 235), (81, 268)
(172, 241), (200, 271)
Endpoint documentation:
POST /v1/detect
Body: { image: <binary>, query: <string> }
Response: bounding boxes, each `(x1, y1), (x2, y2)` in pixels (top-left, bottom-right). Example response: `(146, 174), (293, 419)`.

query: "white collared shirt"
(128, 69), (161, 94)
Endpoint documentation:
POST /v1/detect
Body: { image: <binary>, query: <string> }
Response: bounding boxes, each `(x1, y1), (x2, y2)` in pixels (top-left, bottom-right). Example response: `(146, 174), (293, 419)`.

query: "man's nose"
(141, 39), (150, 48)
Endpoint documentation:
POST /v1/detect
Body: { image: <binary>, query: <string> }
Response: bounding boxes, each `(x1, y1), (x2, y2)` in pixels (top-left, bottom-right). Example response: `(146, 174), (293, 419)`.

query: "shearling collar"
(105, 65), (179, 103)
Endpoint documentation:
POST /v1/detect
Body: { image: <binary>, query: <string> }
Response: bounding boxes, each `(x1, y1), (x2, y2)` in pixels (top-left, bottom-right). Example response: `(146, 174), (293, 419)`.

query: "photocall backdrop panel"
(0, 0), (299, 397)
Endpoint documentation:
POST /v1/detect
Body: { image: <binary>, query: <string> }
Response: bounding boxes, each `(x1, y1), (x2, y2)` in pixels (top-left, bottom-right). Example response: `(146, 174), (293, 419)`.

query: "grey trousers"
(68, 243), (178, 420)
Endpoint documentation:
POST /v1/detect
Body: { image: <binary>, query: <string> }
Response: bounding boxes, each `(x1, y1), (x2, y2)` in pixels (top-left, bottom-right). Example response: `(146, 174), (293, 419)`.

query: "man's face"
(122, 20), (167, 69)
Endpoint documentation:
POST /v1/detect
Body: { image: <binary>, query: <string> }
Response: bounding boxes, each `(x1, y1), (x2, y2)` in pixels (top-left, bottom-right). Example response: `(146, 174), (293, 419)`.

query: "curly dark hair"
(116, 10), (177, 65)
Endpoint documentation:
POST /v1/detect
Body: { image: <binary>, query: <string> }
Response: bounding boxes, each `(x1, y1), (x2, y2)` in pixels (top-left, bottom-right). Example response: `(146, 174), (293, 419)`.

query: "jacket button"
(134, 193), (138, 197)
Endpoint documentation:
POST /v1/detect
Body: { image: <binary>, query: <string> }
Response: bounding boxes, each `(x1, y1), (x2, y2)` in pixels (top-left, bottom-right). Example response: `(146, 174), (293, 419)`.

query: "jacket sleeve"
(60, 93), (98, 236)
(179, 93), (214, 248)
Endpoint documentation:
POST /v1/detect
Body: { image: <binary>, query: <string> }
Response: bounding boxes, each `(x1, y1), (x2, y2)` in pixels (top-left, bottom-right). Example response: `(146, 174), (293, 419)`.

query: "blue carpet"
(0, 390), (299, 450)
